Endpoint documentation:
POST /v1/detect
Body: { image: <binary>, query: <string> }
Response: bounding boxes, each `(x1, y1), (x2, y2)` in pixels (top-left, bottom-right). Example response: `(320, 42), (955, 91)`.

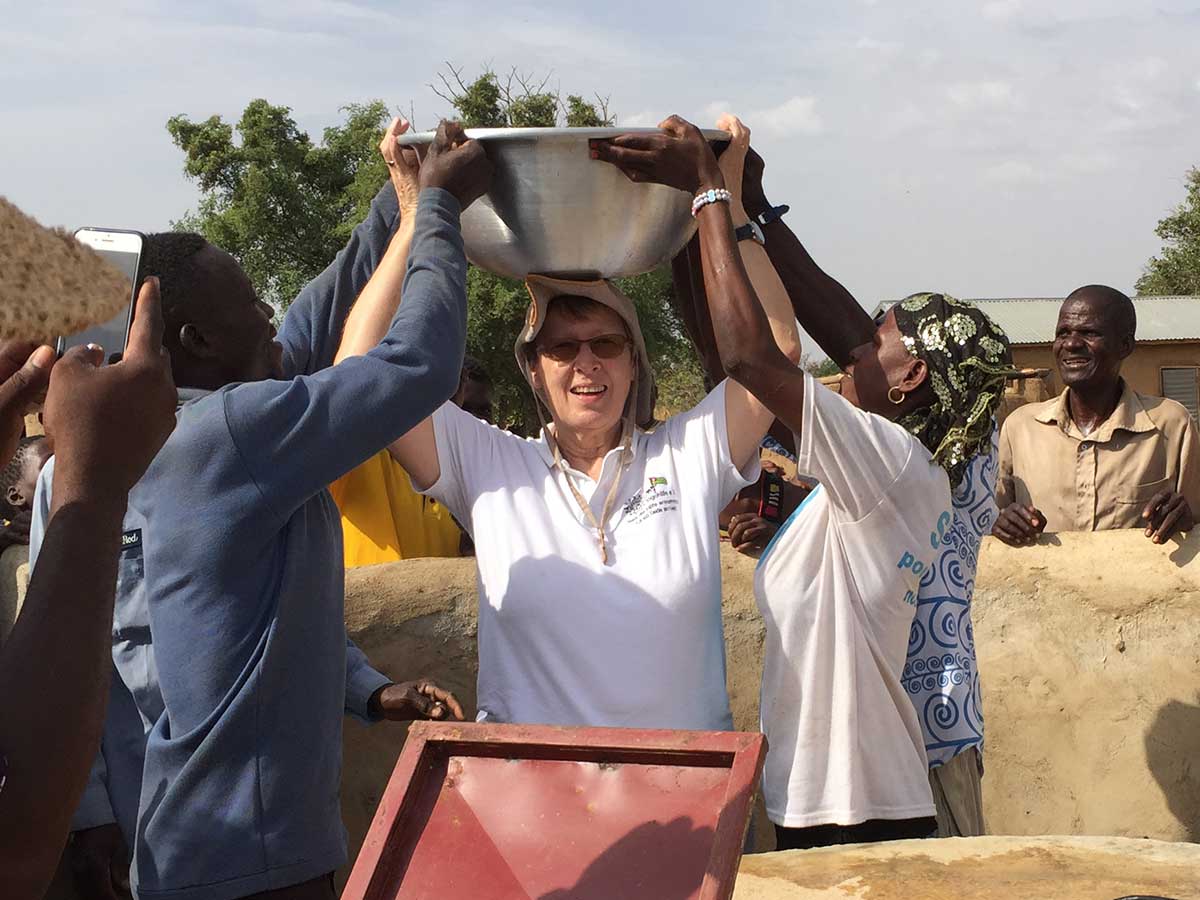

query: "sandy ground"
(733, 835), (1200, 899)
(974, 530), (1200, 842)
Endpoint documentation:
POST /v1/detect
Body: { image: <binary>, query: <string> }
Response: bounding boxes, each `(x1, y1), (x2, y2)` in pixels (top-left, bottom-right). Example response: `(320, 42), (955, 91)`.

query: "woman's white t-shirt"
(755, 374), (951, 828)
(423, 381), (757, 730)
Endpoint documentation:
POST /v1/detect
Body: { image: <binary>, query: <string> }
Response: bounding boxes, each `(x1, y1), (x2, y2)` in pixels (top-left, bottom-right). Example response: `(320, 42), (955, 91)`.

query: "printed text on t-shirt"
(621, 476), (679, 525)
(896, 510), (952, 606)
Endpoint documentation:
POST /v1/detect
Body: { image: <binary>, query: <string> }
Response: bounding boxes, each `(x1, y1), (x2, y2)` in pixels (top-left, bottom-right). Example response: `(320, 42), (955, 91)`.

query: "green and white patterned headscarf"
(892, 293), (1015, 486)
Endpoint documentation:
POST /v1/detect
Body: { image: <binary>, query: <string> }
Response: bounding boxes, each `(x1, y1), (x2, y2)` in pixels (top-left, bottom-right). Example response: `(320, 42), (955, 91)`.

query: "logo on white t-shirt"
(622, 474), (679, 524)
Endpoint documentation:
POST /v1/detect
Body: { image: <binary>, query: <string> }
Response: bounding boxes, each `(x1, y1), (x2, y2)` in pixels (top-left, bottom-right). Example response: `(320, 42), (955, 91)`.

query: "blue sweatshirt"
(29, 454), (394, 847)
(96, 187), (465, 900)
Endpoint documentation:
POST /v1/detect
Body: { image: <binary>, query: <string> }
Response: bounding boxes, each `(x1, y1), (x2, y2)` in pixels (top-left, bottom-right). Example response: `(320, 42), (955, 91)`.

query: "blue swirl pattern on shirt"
(902, 426), (998, 767)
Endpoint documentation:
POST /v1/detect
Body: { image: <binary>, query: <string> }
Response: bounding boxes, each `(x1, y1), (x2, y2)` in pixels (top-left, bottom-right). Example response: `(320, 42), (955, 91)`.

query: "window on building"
(1162, 367), (1200, 424)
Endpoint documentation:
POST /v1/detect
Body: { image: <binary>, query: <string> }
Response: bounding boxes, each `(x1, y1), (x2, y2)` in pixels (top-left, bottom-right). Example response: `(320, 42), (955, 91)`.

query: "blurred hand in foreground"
(0, 341), (54, 469)
(44, 277), (177, 505)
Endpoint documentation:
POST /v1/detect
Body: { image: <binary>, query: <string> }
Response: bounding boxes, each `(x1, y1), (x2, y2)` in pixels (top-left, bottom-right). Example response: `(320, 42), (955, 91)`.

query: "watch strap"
(755, 204), (790, 226)
(734, 222), (765, 245)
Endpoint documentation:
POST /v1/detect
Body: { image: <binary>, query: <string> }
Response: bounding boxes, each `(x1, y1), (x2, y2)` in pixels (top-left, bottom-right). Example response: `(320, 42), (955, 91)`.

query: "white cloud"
(1060, 151), (1117, 175)
(855, 36), (901, 53)
(918, 48), (943, 69)
(881, 101), (931, 137)
(749, 96), (824, 136)
(982, 0), (1022, 20)
(946, 80), (1017, 109)
(618, 110), (659, 127)
(1133, 57), (1168, 81)
(1111, 87), (1143, 114)
(702, 100), (732, 123)
(984, 160), (1041, 184)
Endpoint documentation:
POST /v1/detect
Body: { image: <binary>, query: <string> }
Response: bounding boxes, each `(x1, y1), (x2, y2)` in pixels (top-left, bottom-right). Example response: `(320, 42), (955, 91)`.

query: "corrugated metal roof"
(872, 296), (1200, 344)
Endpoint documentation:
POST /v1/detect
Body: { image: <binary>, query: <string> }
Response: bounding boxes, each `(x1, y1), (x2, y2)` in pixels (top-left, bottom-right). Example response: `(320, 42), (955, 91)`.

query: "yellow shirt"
(997, 382), (1200, 532)
(329, 450), (463, 567)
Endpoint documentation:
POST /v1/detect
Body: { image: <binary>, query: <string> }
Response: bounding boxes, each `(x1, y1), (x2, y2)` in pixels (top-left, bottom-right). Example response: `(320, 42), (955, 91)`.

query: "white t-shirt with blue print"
(902, 427), (998, 768)
(754, 374), (951, 828)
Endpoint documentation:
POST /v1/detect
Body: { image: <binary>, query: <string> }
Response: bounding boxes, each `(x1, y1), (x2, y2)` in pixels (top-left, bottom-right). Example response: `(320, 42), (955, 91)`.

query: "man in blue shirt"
(36, 120), (490, 900)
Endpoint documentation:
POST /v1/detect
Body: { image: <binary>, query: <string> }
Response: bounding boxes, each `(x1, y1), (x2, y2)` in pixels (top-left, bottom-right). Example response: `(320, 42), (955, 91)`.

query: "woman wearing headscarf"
(340, 115), (800, 733)
(594, 120), (1013, 849)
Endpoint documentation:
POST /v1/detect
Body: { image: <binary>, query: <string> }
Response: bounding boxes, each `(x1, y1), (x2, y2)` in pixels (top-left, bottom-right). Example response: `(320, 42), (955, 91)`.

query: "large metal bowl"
(397, 127), (729, 280)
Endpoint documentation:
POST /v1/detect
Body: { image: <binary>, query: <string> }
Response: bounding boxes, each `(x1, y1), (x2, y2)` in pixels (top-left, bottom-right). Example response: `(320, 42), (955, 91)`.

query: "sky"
(3, 0), (1199, 309)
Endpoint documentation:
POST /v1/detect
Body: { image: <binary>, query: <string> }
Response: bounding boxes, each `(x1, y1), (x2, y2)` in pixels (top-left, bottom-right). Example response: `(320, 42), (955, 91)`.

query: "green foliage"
(432, 65), (613, 130)
(167, 78), (702, 432)
(805, 357), (842, 378)
(167, 99), (392, 307)
(565, 95), (609, 128)
(1138, 167), (1200, 295)
(612, 269), (706, 418)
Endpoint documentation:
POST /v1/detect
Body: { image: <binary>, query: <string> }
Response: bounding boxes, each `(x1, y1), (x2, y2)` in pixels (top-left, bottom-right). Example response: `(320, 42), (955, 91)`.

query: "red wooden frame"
(341, 722), (766, 900)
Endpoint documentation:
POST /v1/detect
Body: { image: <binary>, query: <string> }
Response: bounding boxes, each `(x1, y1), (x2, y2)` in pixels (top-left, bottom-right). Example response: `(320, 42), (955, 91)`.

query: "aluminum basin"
(397, 127), (729, 280)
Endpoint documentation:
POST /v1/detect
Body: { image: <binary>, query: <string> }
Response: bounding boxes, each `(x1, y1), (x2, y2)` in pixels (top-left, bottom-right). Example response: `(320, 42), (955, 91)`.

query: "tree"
(1137, 167), (1200, 295)
(167, 71), (705, 430)
(429, 64), (612, 130)
(168, 99), (391, 307)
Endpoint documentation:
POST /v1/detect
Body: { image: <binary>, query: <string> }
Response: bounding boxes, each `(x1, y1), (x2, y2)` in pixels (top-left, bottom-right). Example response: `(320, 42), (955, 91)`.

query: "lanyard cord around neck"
(540, 400), (635, 565)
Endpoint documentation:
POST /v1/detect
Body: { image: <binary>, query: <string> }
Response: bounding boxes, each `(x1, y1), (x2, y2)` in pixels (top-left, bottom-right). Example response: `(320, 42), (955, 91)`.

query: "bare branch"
(427, 61), (471, 106)
(595, 93), (614, 126)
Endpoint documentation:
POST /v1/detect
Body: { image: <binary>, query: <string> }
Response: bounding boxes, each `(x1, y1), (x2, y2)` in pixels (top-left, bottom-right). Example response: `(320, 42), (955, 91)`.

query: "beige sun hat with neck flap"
(515, 275), (657, 429)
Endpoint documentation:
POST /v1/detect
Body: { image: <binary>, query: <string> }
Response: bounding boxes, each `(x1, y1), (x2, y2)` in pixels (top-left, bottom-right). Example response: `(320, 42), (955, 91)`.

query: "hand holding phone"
(45, 277), (177, 503)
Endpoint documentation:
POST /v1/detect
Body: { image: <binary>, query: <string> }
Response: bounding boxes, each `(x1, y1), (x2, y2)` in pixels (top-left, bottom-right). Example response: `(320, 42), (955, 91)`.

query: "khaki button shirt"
(997, 382), (1200, 532)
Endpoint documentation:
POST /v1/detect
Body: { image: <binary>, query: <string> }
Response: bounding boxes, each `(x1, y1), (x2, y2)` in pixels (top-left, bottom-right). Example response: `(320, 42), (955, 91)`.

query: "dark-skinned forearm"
(759, 218), (874, 368)
(695, 202), (801, 423)
(0, 495), (125, 899)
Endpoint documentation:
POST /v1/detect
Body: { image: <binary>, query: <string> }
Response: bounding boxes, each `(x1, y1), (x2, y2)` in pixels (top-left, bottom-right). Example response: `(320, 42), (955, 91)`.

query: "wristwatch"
(735, 221), (766, 245)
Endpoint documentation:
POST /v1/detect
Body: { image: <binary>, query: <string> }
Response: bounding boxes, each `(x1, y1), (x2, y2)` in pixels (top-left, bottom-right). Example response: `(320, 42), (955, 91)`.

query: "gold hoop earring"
(888, 386), (906, 405)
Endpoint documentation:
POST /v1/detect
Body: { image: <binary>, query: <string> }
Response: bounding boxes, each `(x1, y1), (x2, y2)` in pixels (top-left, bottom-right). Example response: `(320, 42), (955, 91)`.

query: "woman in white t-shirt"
(598, 120), (1015, 849)
(356, 114), (800, 730)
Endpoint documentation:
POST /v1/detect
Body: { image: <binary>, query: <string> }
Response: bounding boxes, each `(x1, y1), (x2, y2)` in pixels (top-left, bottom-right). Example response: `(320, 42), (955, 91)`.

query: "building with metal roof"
(873, 296), (1200, 421)
(873, 296), (1200, 345)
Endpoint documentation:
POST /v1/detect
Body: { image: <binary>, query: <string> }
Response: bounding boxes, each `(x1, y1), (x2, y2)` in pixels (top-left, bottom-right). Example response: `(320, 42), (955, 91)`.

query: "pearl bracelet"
(691, 187), (732, 217)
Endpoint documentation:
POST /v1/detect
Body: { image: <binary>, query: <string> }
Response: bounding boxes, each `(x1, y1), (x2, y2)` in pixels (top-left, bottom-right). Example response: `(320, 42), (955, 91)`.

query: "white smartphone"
(58, 228), (145, 362)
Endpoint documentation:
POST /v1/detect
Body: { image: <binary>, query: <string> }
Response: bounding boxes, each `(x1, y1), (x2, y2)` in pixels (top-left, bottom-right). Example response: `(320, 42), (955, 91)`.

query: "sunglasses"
(537, 333), (631, 363)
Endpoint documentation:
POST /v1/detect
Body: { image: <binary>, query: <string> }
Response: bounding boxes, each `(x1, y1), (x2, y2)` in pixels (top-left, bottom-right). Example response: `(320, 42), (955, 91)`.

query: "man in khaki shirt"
(994, 284), (1200, 545)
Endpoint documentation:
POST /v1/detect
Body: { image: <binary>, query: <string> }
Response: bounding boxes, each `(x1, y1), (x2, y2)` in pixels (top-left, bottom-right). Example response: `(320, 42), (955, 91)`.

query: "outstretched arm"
(278, 116), (424, 376)
(334, 117), (422, 364)
(222, 121), (492, 516)
(593, 116), (805, 448)
(742, 148), (875, 369)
